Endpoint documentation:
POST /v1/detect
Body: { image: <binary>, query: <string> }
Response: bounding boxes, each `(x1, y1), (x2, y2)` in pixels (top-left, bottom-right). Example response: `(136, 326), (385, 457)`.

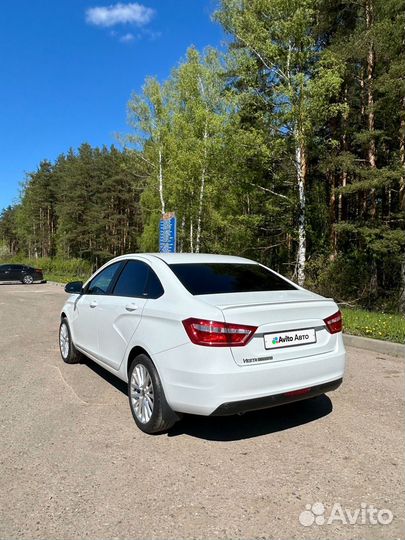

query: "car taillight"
(324, 310), (343, 334)
(182, 318), (257, 347)
(35, 269), (42, 273)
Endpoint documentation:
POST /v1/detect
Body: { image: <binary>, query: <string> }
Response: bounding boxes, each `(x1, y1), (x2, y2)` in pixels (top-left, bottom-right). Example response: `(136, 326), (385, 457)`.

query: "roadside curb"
(343, 334), (404, 358)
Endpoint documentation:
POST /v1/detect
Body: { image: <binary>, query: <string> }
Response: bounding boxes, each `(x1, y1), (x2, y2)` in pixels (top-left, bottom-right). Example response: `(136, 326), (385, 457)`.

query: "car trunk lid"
(199, 290), (338, 366)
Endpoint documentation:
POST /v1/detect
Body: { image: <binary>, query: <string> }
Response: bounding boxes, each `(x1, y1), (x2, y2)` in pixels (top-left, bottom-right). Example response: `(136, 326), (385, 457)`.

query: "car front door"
(95, 260), (152, 370)
(73, 262), (123, 357)
(0, 265), (6, 281)
(0, 265), (14, 281)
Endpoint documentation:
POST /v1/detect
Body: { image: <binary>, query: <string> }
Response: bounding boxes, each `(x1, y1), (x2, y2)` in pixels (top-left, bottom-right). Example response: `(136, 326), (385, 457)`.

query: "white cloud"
(119, 32), (135, 42)
(85, 3), (154, 28)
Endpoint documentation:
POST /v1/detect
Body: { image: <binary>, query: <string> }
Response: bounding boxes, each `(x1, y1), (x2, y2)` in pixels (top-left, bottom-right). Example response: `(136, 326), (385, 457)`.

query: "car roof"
(123, 253), (256, 264)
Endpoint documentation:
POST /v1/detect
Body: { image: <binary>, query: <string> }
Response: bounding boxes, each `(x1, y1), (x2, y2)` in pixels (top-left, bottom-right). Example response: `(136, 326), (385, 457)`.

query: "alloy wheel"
(59, 323), (69, 359)
(130, 364), (154, 424)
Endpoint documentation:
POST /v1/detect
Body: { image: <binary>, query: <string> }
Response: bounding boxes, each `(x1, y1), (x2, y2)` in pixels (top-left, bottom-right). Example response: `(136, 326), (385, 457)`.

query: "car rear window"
(168, 263), (297, 295)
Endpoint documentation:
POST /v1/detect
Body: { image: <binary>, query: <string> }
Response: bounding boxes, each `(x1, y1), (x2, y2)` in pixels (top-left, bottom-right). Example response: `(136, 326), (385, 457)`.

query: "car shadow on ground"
(82, 357), (333, 442)
(82, 357), (128, 394)
(168, 396), (333, 441)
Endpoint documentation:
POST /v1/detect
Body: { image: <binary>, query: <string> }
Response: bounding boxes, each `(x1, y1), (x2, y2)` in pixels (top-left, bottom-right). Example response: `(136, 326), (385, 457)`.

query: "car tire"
(59, 318), (81, 364)
(22, 274), (34, 284)
(128, 354), (180, 434)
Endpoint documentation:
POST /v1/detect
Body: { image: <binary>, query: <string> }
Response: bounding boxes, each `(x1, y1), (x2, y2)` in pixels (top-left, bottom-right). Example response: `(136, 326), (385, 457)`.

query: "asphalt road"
(0, 283), (403, 540)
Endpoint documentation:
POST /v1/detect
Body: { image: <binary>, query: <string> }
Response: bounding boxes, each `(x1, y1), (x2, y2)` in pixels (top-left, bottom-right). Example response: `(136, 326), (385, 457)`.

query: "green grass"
(342, 308), (405, 344)
(45, 273), (85, 284)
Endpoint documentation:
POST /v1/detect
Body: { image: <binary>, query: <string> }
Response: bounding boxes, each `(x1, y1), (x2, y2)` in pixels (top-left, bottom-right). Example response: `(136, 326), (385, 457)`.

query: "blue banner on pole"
(159, 213), (176, 253)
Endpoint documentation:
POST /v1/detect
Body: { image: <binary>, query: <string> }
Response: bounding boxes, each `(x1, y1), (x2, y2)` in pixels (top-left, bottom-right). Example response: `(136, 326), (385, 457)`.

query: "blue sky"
(0, 1), (224, 211)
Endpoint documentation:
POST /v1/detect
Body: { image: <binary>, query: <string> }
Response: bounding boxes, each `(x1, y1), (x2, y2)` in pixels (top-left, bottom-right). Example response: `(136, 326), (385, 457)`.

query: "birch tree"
(126, 77), (172, 216)
(168, 48), (228, 252)
(216, 0), (344, 285)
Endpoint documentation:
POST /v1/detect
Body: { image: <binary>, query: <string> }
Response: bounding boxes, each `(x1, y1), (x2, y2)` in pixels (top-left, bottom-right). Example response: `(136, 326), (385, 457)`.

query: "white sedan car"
(59, 253), (345, 433)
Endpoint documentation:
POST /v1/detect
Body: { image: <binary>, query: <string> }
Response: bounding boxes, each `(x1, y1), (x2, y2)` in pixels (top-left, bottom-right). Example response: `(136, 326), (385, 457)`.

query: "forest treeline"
(0, 0), (404, 312)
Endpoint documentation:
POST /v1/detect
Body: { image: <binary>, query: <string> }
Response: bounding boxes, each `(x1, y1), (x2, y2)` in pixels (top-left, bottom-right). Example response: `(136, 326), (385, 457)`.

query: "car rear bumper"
(211, 377), (342, 415)
(155, 336), (346, 416)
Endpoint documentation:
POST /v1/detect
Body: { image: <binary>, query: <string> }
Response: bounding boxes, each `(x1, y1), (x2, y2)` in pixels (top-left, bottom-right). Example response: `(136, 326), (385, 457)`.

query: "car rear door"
(95, 260), (153, 370)
(13, 265), (26, 281)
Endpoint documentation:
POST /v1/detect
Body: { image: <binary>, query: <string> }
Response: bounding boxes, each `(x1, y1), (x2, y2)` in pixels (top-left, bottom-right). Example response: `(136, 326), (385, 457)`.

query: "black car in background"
(0, 264), (44, 284)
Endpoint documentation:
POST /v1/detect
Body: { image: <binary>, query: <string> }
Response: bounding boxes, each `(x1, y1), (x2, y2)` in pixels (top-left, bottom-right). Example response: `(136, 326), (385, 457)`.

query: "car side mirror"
(64, 281), (84, 294)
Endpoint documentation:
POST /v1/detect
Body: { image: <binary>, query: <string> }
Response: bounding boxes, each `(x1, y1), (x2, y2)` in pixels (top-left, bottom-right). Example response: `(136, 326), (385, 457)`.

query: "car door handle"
(125, 303), (138, 312)
(89, 300), (98, 308)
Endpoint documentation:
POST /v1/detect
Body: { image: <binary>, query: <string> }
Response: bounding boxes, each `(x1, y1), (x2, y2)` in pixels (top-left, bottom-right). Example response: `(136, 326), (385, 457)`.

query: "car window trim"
(84, 261), (124, 296)
(167, 262), (297, 295)
(111, 259), (150, 299)
(82, 258), (165, 299)
(107, 261), (127, 295)
(144, 266), (164, 299)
